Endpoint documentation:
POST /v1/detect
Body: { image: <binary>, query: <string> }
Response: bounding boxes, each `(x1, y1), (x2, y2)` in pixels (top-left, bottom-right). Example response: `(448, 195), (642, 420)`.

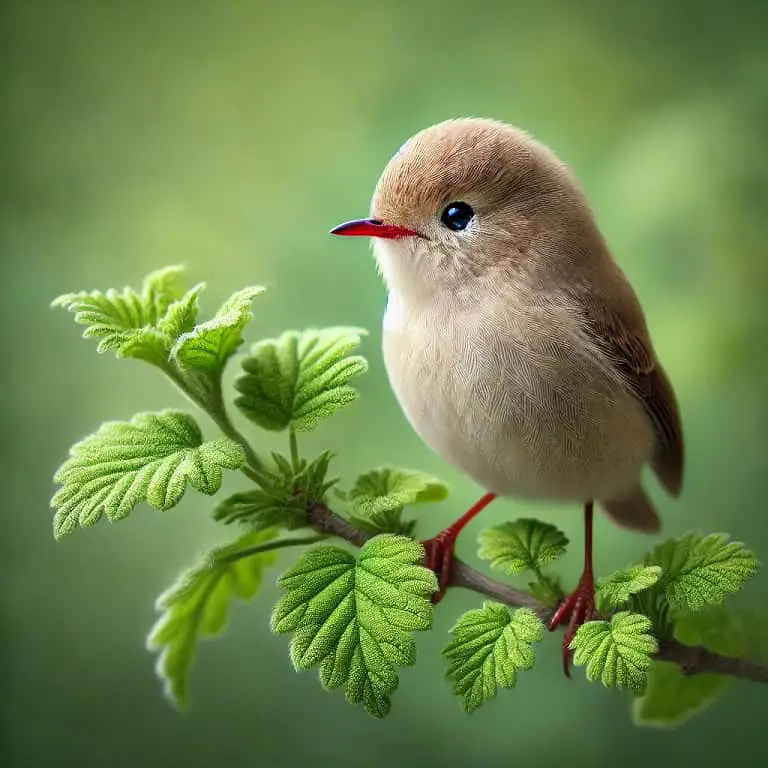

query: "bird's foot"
(549, 569), (596, 677)
(421, 529), (457, 604)
(420, 492), (499, 605)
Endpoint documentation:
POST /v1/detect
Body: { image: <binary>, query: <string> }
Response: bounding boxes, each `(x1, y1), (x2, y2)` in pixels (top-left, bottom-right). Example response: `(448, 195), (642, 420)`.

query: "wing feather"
(579, 292), (685, 497)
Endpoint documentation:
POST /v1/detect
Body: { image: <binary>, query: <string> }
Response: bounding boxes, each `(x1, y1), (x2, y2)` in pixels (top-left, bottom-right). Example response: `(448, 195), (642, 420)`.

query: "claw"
(422, 531), (457, 604)
(549, 570), (596, 676)
(421, 491), (499, 604)
(548, 500), (596, 677)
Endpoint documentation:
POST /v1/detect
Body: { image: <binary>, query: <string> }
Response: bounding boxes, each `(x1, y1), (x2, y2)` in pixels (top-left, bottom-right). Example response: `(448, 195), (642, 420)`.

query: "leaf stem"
(530, 563), (547, 588)
(214, 534), (326, 564)
(162, 363), (265, 479)
(289, 428), (300, 473)
(207, 396), (265, 477)
(531, 565), (564, 604)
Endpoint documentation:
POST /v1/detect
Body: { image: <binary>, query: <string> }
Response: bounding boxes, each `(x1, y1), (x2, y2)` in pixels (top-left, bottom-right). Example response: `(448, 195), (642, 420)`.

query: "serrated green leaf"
(234, 327), (368, 432)
(443, 603), (544, 712)
(52, 266), (202, 365)
(571, 612), (658, 695)
(648, 533), (760, 612)
(213, 449), (337, 530)
(597, 565), (662, 611)
(52, 287), (169, 364)
(347, 466), (448, 536)
(289, 450), (340, 504)
(348, 510), (417, 538)
(158, 283), (206, 338)
(51, 410), (245, 539)
(212, 490), (308, 530)
(171, 286), (265, 372)
(478, 519), (569, 574)
(260, 448), (337, 495)
(271, 535), (436, 718)
(633, 662), (728, 727)
(141, 265), (187, 322)
(349, 467), (449, 515)
(147, 528), (279, 707)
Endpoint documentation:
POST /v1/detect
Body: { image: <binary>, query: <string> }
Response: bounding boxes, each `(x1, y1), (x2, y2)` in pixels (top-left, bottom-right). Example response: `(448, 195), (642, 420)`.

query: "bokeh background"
(4, 0), (768, 766)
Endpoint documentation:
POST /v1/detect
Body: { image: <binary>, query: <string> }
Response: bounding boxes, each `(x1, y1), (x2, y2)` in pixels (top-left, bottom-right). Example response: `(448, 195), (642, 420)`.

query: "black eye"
(440, 201), (474, 231)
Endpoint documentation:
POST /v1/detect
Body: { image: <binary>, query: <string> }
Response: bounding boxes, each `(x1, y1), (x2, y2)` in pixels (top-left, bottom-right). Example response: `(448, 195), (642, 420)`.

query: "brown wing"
(579, 292), (685, 497)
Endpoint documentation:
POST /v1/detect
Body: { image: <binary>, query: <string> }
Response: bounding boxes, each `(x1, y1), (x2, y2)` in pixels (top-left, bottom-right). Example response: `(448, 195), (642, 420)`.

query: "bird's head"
(331, 117), (600, 303)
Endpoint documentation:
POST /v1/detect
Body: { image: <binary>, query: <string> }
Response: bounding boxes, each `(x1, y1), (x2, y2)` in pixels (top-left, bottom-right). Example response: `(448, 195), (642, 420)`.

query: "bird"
(329, 117), (684, 675)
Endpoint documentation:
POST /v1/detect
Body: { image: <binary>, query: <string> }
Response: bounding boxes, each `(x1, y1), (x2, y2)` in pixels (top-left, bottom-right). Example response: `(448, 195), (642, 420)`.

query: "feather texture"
(365, 117), (684, 531)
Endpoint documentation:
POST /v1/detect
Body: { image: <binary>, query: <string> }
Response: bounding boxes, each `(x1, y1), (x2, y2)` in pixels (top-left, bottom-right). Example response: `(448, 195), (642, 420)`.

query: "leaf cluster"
(51, 266), (447, 714)
(476, 511), (761, 711)
(50, 266), (764, 725)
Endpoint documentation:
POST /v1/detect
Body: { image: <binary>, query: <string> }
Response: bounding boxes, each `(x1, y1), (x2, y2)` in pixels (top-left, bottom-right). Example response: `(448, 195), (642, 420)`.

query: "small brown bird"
(330, 117), (684, 674)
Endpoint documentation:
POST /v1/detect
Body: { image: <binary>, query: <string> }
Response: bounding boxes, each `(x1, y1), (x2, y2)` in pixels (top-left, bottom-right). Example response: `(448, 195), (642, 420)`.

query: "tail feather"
(601, 486), (660, 533)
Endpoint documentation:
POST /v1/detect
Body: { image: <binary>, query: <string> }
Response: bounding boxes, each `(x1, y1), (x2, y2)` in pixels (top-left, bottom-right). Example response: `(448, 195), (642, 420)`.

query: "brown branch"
(308, 502), (768, 685)
(655, 642), (768, 683)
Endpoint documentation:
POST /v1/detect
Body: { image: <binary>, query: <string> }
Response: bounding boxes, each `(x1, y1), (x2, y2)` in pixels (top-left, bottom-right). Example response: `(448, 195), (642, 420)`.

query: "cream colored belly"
(382, 298), (654, 502)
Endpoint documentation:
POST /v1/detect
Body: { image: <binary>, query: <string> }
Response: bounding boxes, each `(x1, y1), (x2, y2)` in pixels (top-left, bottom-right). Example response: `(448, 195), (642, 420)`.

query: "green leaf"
(52, 266), (204, 365)
(52, 287), (169, 364)
(147, 528), (279, 708)
(288, 450), (339, 503)
(674, 604), (768, 661)
(571, 612), (658, 695)
(596, 565), (662, 611)
(633, 662), (728, 728)
(638, 576), (765, 726)
(647, 533), (760, 612)
(443, 603), (545, 713)
(271, 535), (437, 718)
(158, 283), (206, 338)
(51, 410), (246, 539)
(347, 467), (449, 536)
(348, 508), (417, 538)
(234, 327), (368, 432)
(212, 490), (308, 530)
(213, 450), (338, 529)
(141, 265), (188, 321)
(171, 286), (265, 372)
(478, 519), (569, 574)
(349, 467), (449, 515)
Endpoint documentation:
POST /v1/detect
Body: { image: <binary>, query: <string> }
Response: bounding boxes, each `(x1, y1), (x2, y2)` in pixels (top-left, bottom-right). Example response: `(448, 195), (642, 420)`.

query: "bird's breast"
(381, 291), (654, 502)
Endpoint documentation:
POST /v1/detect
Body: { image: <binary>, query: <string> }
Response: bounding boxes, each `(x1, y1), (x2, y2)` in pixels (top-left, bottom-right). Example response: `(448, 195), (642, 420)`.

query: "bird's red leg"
(422, 492), (498, 603)
(549, 501), (596, 677)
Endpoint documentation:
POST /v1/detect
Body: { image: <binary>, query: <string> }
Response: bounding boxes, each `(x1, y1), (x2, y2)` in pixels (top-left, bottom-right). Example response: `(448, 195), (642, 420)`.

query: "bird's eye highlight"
(440, 201), (474, 232)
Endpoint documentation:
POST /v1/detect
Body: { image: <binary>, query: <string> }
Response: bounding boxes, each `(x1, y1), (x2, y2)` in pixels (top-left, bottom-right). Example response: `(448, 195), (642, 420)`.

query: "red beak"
(330, 218), (419, 240)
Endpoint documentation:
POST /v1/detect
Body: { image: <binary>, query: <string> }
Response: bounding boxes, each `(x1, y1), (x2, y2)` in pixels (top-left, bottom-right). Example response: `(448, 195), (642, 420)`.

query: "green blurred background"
(4, 0), (768, 765)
